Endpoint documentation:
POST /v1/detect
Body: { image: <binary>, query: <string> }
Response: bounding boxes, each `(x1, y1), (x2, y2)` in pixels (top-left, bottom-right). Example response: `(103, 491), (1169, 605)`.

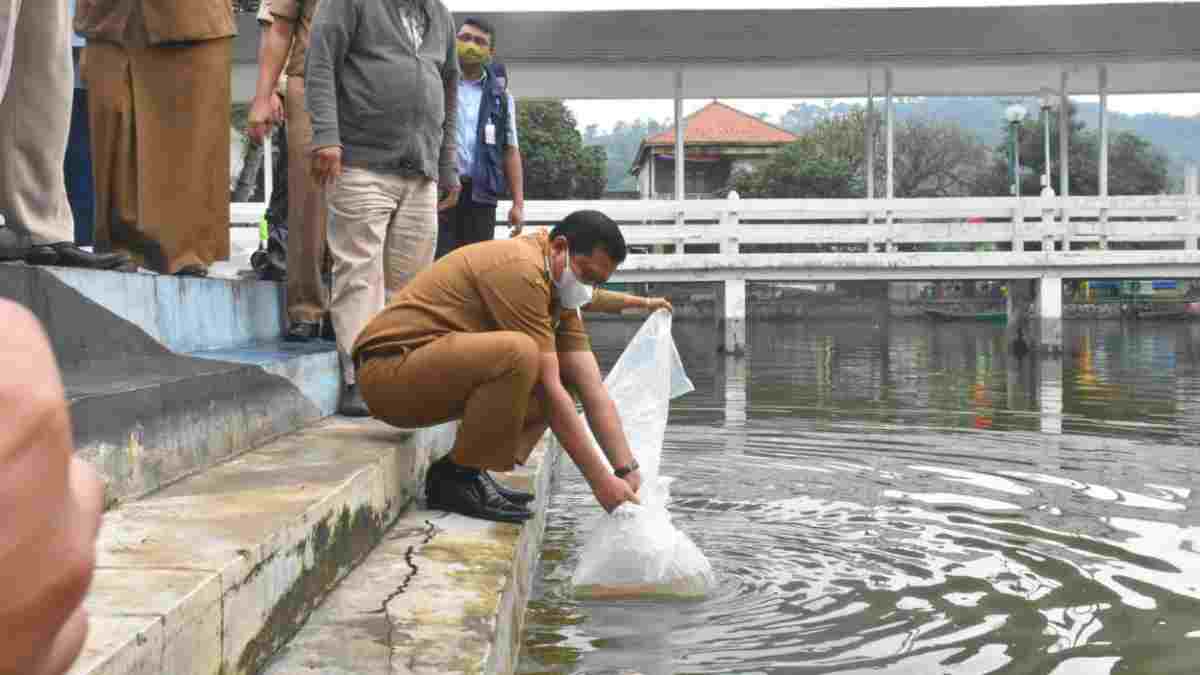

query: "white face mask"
(553, 250), (594, 310)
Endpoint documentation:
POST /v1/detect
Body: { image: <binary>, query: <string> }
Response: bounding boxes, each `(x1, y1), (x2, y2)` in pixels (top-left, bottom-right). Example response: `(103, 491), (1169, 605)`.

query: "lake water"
(517, 318), (1200, 675)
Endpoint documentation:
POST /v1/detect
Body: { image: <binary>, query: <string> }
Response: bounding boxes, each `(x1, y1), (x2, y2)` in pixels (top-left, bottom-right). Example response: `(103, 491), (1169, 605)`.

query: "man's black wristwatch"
(614, 459), (639, 479)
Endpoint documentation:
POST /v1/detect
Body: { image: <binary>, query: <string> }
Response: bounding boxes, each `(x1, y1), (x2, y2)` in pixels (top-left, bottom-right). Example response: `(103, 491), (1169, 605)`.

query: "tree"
(732, 143), (857, 198)
(516, 99), (608, 199)
(976, 102), (1169, 196)
(734, 108), (989, 198)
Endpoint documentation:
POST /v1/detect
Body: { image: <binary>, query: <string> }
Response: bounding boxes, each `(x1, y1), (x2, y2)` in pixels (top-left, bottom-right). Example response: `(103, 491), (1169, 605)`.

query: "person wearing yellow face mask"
(434, 18), (526, 260)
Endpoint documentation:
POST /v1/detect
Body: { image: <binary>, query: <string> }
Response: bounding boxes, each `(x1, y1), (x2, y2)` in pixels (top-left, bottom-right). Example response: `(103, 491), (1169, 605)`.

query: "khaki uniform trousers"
(357, 331), (550, 471)
(327, 167), (437, 384)
(284, 77), (328, 324)
(84, 38), (231, 274)
(0, 0), (74, 247)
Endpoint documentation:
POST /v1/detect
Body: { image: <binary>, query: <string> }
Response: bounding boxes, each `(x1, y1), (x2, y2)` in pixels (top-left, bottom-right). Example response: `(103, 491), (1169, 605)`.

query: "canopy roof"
(451, 2), (1200, 99)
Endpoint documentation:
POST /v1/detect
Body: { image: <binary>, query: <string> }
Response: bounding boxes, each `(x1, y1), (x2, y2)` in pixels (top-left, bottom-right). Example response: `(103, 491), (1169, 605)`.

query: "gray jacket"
(306, 0), (460, 189)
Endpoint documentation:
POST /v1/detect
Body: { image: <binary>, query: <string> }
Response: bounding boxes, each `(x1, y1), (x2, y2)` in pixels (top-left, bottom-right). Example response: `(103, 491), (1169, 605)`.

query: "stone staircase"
(0, 263), (555, 674)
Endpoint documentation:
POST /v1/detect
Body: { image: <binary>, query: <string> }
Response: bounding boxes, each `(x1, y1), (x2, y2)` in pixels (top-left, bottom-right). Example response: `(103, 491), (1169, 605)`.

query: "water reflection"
(520, 318), (1200, 675)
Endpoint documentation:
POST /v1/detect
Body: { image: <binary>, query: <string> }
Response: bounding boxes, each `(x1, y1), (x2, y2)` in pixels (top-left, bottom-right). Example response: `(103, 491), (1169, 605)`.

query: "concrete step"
(69, 418), (454, 675)
(0, 263), (341, 505)
(69, 342), (339, 505)
(261, 440), (560, 675)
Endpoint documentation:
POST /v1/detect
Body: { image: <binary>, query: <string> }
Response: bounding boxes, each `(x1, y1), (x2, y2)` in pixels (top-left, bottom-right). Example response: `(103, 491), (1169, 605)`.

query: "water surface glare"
(518, 319), (1200, 675)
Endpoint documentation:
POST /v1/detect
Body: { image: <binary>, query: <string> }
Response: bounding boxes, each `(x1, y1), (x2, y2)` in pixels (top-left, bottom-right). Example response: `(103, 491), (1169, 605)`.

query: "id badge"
(485, 122), (497, 146)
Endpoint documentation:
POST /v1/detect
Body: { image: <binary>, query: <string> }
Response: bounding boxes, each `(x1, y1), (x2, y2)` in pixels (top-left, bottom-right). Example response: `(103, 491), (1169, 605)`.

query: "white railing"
(491, 195), (1200, 253)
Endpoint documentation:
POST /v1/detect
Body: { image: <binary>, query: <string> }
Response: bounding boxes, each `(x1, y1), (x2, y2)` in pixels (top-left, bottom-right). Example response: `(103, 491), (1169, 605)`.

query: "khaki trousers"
(0, 0), (74, 247)
(284, 77), (328, 324)
(327, 167), (437, 384)
(84, 39), (231, 274)
(357, 331), (548, 471)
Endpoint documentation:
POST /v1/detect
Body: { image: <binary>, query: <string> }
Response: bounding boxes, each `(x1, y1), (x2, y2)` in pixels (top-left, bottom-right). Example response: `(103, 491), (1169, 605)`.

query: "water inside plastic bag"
(570, 311), (717, 600)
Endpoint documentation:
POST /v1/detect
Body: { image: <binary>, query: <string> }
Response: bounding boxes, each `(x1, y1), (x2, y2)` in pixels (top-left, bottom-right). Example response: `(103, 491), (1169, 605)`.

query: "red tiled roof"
(643, 101), (799, 146)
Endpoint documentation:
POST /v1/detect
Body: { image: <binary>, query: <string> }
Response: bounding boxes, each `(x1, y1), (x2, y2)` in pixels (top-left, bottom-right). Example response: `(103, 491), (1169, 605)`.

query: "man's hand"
(437, 186), (461, 212)
(312, 146), (342, 188)
(621, 468), (643, 495)
(591, 472), (640, 513)
(643, 297), (673, 314)
(246, 93), (284, 144)
(507, 203), (525, 237)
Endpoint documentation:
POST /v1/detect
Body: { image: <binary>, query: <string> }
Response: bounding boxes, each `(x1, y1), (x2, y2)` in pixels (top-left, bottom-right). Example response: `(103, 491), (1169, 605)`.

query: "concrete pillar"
(674, 69), (686, 202)
(1188, 165), (1199, 251)
(718, 279), (747, 356)
(1038, 354), (1064, 435)
(866, 70), (875, 200)
(1059, 71), (1070, 198)
(885, 67), (895, 199)
(723, 355), (748, 428)
(1098, 65), (1109, 198)
(1006, 280), (1033, 353)
(1037, 276), (1064, 354)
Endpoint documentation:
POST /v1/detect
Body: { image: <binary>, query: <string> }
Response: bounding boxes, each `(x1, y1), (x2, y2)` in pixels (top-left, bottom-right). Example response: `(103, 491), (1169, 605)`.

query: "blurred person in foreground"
(353, 210), (672, 523)
(0, 299), (105, 675)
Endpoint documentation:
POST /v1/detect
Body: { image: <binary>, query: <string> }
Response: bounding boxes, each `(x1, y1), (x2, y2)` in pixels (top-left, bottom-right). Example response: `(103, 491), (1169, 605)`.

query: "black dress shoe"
(339, 384), (371, 417)
(426, 458), (532, 524)
(285, 321), (321, 342)
(482, 471), (535, 505)
(26, 243), (129, 270)
(175, 264), (208, 277)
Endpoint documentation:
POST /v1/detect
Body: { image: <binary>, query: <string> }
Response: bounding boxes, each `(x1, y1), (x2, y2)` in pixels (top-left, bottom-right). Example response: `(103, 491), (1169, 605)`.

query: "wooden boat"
(923, 308), (1007, 322)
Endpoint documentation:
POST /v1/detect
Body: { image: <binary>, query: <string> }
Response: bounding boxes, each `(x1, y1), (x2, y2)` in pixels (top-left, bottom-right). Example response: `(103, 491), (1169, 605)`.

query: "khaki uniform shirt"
(354, 232), (631, 361)
(268, 0), (320, 79)
(74, 0), (236, 46)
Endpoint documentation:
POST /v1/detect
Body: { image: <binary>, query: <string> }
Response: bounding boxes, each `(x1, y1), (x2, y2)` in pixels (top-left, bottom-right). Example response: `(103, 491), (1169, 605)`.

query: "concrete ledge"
(69, 344), (339, 504)
(44, 266), (286, 354)
(71, 419), (454, 675)
(262, 437), (561, 675)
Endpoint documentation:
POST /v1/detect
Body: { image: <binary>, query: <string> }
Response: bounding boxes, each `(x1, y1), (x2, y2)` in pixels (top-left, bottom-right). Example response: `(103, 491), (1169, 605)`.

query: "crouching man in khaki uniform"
(353, 210), (672, 523)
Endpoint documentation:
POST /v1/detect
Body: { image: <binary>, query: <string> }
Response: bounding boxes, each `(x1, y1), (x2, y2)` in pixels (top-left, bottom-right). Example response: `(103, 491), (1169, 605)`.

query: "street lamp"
(1039, 89), (1057, 196)
(1005, 104), (1028, 198)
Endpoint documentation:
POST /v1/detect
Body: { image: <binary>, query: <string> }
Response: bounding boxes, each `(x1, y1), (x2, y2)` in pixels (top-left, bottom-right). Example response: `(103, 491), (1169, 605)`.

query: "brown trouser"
(284, 76), (328, 324)
(0, 0), (74, 247)
(84, 38), (231, 274)
(357, 331), (549, 471)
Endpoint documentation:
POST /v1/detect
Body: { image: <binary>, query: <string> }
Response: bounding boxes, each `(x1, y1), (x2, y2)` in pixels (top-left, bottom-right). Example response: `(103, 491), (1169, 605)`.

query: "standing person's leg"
(383, 175), (437, 297)
(283, 77), (329, 339)
(463, 197), (498, 248)
(326, 167), (397, 414)
(84, 41), (139, 266)
(433, 199), (456, 260)
(0, 0), (74, 256)
(129, 38), (231, 275)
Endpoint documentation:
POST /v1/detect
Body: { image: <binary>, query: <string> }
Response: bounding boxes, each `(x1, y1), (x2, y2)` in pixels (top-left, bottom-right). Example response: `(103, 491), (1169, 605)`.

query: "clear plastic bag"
(570, 311), (717, 599)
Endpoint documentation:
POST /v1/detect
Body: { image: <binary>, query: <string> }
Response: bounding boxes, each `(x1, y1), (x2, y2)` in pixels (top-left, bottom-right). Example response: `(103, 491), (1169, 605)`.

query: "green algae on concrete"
(235, 502), (393, 674)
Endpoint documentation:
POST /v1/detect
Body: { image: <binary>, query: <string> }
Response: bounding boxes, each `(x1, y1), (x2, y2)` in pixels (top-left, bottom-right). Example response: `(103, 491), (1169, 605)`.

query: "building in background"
(631, 101), (797, 199)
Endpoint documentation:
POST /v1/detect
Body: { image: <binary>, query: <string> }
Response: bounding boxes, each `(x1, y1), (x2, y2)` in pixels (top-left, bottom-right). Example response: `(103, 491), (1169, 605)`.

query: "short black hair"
(550, 210), (627, 265)
(461, 17), (497, 47)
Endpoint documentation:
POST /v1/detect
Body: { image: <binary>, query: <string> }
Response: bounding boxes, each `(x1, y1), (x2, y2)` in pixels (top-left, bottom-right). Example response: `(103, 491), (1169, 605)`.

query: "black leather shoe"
(426, 459), (532, 524)
(285, 321), (321, 342)
(482, 471), (535, 505)
(26, 243), (129, 270)
(175, 264), (208, 277)
(339, 384), (370, 417)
